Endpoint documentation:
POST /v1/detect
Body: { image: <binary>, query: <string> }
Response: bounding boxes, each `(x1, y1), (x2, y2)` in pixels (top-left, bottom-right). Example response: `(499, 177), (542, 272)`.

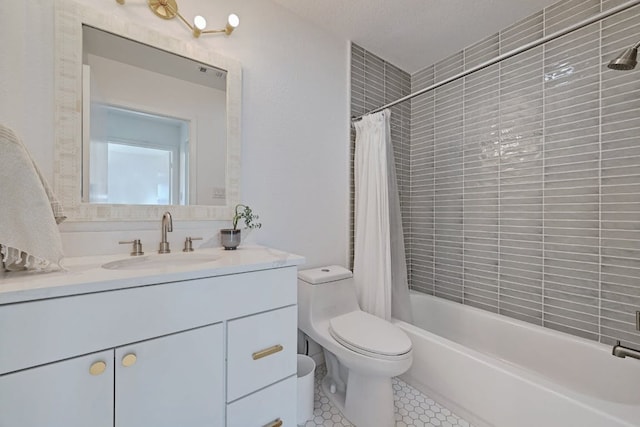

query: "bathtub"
(393, 291), (640, 427)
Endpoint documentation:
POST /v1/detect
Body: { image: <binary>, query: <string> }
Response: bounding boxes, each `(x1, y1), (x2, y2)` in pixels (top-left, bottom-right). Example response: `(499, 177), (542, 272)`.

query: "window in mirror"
(88, 105), (189, 205)
(82, 25), (228, 207)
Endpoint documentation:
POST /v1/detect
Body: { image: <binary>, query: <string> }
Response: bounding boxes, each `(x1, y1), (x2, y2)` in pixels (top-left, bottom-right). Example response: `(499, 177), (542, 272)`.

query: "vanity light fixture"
(115, 0), (239, 38)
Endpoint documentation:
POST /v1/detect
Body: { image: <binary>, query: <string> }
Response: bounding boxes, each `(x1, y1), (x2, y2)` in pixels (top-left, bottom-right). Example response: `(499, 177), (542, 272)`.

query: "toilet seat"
(329, 311), (412, 360)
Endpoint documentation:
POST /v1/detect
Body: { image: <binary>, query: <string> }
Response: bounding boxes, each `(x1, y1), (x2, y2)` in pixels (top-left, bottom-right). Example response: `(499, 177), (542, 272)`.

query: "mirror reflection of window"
(81, 25), (228, 207)
(88, 105), (189, 205)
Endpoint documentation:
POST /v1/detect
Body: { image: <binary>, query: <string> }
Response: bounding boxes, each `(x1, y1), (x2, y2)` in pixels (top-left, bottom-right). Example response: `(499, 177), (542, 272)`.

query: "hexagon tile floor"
(300, 363), (474, 427)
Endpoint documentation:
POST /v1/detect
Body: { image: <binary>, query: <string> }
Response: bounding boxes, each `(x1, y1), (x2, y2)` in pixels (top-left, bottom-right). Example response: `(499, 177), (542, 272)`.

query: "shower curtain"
(353, 109), (412, 323)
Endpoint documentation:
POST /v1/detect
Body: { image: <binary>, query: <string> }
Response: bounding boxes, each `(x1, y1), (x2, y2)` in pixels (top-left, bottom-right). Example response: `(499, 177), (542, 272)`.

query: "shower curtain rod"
(351, 0), (640, 122)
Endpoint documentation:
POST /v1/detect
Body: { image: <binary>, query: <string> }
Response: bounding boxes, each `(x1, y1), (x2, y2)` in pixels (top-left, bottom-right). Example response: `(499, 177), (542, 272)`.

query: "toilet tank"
(297, 266), (361, 333)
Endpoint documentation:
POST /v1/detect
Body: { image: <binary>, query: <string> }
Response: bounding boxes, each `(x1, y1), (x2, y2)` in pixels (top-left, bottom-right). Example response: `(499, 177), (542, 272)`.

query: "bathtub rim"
(394, 291), (640, 427)
(406, 290), (616, 354)
(394, 318), (639, 427)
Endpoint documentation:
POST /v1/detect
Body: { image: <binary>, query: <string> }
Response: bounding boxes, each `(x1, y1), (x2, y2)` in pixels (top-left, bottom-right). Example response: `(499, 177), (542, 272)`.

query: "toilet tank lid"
(298, 265), (352, 284)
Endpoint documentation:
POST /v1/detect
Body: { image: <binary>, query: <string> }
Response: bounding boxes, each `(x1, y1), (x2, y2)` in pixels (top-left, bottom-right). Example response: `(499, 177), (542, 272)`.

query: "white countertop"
(0, 246), (305, 305)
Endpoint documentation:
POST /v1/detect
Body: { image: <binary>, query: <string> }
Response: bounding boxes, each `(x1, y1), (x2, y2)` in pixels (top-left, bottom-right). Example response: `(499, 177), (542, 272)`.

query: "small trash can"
(297, 354), (316, 426)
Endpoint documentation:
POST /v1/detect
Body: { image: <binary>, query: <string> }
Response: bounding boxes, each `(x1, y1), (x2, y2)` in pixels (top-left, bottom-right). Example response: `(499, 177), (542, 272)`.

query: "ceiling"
(271, 0), (561, 74)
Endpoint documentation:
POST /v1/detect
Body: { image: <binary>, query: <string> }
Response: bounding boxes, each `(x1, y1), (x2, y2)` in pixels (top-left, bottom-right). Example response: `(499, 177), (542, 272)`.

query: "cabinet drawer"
(227, 305), (297, 401)
(226, 376), (296, 427)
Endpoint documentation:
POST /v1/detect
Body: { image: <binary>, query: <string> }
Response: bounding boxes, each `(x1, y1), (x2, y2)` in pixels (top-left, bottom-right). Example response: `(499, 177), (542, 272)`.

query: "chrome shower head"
(608, 42), (640, 70)
(608, 47), (638, 70)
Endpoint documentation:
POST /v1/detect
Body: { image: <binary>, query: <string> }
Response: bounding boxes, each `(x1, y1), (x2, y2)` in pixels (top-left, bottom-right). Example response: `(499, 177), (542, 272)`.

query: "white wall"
(0, 0), (350, 268)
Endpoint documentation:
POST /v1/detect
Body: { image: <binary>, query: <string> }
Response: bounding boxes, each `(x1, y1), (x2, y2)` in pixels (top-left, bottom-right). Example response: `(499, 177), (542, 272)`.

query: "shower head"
(608, 42), (640, 70)
(608, 47), (638, 70)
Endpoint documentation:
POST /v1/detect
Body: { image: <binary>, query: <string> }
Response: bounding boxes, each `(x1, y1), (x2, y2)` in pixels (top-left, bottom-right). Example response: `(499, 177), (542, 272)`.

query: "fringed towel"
(0, 124), (65, 271)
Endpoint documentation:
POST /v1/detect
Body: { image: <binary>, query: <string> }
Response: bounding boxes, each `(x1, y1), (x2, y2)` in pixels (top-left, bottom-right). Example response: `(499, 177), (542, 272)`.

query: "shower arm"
(351, 0), (640, 122)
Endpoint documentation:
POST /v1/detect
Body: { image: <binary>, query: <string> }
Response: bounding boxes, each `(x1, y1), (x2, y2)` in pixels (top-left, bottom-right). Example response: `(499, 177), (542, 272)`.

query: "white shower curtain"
(353, 109), (412, 323)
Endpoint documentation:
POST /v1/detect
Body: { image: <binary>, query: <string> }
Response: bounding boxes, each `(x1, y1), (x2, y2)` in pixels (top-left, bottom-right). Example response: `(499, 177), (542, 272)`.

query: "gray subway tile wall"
(600, 4), (640, 345)
(462, 62), (500, 313)
(351, 0), (640, 347)
(433, 55), (464, 303)
(500, 12), (544, 55)
(543, 21), (601, 340)
(350, 45), (412, 271)
(410, 65), (436, 294)
(544, 0), (601, 35)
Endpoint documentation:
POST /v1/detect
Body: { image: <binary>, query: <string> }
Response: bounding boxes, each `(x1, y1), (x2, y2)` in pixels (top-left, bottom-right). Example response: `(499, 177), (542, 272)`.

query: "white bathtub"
(394, 291), (640, 427)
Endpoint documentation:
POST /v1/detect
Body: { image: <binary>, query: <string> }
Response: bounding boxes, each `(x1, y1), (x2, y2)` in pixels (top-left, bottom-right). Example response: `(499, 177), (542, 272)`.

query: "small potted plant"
(220, 204), (262, 250)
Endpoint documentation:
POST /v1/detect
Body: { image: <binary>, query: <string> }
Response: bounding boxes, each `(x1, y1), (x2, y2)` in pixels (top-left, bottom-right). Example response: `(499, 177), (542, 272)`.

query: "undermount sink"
(102, 252), (220, 271)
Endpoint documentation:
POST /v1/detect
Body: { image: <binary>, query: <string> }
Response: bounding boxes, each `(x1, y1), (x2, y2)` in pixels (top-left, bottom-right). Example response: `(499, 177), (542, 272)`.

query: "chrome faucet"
(612, 340), (640, 360)
(159, 211), (173, 254)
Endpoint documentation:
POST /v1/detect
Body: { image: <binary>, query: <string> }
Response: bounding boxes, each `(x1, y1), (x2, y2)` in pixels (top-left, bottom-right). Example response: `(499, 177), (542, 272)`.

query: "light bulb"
(193, 15), (207, 30)
(227, 13), (239, 28)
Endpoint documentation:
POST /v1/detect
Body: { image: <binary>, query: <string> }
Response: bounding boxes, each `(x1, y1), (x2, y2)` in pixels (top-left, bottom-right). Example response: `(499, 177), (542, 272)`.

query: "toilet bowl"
(297, 265), (413, 427)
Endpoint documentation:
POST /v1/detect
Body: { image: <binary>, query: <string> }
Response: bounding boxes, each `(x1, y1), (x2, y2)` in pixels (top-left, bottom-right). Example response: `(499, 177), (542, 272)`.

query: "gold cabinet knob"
(89, 361), (107, 376)
(263, 418), (282, 427)
(122, 353), (137, 367)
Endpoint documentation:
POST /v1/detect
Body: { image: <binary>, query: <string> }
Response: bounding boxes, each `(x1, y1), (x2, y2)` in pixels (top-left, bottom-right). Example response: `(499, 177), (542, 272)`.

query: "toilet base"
(321, 372), (395, 427)
(344, 371), (394, 427)
(320, 375), (347, 414)
(321, 352), (395, 427)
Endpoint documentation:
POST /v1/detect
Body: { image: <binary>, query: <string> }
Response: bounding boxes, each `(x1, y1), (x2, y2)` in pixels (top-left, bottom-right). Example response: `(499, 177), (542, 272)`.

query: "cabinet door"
(115, 323), (224, 427)
(0, 350), (114, 427)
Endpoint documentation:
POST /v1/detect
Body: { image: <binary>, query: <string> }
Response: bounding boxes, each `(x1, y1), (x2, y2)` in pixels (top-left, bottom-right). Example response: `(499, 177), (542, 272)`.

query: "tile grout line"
(462, 49), (466, 306)
(598, 0), (604, 343)
(498, 27), (503, 314)
(542, 4), (547, 328)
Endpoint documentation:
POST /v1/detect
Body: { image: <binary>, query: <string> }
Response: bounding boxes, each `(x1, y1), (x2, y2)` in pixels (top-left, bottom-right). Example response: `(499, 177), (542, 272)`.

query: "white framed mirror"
(54, 0), (241, 221)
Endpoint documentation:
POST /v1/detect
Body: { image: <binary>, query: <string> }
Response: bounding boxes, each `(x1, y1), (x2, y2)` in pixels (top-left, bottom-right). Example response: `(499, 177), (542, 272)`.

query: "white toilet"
(297, 265), (413, 427)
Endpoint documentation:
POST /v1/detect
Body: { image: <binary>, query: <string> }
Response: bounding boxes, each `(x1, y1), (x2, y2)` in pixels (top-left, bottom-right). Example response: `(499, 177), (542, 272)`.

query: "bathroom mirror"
(83, 26), (228, 207)
(54, 0), (241, 221)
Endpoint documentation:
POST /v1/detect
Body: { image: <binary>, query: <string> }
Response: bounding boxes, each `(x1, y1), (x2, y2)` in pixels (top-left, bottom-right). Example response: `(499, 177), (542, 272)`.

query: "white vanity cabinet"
(0, 253), (302, 427)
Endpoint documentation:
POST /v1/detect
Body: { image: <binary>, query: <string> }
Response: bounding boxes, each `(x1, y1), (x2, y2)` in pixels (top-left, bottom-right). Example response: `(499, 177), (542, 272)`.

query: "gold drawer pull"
(263, 418), (283, 427)
(122, 353), (137, 367)
(252, 344), (283, 360)
(89, 361), (107, 376)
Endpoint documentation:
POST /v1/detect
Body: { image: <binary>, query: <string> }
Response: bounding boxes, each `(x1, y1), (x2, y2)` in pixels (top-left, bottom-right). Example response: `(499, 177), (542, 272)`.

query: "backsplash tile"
(352, 0), (640, 348)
